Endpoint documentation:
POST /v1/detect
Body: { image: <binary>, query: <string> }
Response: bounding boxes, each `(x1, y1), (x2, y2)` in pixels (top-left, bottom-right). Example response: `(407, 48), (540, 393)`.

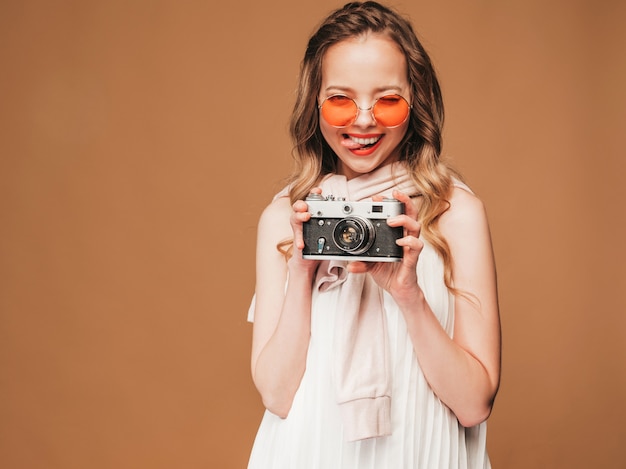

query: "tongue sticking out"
(341, 135), (381, 150)
(341, 139), (364, 149)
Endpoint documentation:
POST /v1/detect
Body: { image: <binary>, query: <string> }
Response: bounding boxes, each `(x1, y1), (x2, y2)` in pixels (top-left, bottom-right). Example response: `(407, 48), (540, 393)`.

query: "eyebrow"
(322, 85), (405, 94)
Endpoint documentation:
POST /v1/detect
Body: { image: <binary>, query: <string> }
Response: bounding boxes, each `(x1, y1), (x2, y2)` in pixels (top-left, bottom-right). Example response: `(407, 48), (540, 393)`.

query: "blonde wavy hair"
(282, 1), (463, 292)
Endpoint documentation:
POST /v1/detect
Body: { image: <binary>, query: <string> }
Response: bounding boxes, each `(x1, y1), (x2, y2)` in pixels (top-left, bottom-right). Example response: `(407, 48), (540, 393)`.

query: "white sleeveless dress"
(248, 187), (491, 468)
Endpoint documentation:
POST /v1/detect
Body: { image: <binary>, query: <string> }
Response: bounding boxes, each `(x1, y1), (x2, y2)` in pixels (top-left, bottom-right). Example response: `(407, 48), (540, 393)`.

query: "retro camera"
(302, 193), (405, 262)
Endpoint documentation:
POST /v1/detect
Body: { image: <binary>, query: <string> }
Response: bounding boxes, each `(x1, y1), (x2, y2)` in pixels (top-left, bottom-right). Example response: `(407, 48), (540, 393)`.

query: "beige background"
(1, 0), (624, 468)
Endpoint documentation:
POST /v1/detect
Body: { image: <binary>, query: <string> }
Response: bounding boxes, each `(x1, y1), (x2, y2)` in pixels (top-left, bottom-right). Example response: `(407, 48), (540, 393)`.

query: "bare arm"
(250, 197), (320, 418)
(350, 188), (501, 427)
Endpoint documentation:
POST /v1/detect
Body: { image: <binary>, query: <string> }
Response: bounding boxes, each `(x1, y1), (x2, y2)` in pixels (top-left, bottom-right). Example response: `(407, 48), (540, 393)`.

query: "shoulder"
(259, 196), (292, 226)
(438, 185), (494, 270)
(439, 185), (489, 236)
(438, 185), (496, 288)
(257, 196), (293, 245)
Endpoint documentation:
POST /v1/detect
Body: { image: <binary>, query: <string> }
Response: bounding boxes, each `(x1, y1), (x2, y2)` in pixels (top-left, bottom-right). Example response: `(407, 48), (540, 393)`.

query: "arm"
(350, 188), (501, 427)
(404, 188), (500, 426)
(250, 197), (320, 418)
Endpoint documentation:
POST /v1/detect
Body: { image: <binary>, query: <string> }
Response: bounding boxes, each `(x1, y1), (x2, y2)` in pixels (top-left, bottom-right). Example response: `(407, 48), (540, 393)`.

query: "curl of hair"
(284, 1), (463, 293)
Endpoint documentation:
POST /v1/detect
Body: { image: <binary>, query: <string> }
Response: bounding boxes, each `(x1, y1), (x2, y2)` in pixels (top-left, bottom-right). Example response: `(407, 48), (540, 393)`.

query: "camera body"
(302, 194), (405, 262)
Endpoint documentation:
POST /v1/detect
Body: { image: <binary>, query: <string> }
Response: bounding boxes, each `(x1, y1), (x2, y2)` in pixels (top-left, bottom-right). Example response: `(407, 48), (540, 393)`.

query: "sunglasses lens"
(373, 95), (410, 127)
(320, 96), (358, 127)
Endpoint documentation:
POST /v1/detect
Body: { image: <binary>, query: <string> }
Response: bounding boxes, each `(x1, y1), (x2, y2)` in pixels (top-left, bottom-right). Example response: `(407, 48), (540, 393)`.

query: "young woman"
(248, 2), (501, 467)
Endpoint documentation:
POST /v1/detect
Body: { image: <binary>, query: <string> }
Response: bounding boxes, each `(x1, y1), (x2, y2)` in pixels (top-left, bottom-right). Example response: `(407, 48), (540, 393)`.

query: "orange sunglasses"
(319, 94), (411, 128)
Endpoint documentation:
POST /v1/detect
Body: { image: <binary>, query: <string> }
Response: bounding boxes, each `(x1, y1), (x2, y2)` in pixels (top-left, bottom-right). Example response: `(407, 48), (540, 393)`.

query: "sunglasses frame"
(318, 94), (412, 128)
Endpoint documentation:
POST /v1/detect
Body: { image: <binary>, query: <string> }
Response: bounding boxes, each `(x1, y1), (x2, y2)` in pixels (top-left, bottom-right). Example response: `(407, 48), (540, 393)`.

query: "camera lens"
(332, 216), (375, 254)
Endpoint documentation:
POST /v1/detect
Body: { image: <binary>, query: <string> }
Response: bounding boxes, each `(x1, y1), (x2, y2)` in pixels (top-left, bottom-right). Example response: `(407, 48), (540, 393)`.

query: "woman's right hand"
(288, 189), (322, 275)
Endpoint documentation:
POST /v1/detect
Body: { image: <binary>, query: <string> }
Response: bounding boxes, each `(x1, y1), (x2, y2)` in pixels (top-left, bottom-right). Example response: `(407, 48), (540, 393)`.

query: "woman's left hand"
(347, 190), (423, 301)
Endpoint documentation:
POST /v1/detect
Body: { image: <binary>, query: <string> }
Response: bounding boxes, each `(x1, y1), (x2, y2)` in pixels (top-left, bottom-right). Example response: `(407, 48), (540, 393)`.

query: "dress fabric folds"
(247, 239), (491, 469)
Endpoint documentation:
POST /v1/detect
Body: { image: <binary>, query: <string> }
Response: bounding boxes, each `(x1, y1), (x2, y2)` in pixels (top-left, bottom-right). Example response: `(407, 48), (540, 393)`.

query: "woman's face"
(319, 33), (410, 180)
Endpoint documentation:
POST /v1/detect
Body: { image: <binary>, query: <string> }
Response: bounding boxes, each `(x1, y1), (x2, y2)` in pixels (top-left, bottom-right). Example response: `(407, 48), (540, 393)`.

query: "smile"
(349, 135), (381, 146)
(339, 133), (385, 157)
(341, 134), (383, 150)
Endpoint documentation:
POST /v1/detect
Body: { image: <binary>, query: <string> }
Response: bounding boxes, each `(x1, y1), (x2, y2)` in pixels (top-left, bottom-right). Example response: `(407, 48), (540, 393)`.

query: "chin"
(341, 152), (399, 177)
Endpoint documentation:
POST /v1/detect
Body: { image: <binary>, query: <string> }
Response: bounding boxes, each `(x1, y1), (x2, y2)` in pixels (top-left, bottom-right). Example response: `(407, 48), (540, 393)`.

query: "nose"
(353, 102), (376, 128)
